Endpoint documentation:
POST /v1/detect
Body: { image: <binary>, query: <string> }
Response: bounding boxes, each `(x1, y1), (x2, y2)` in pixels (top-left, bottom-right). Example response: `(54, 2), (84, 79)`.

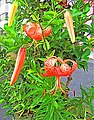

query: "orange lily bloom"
(40, 56), (78, 96)
(23, 22), (52, 41)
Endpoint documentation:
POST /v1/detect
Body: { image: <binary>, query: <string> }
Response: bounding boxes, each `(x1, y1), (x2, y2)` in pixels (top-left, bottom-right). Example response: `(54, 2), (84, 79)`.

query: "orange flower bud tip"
(10, 47), (26, 86)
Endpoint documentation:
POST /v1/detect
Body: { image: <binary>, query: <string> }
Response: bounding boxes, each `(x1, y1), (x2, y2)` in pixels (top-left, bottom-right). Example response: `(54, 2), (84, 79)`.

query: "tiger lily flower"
(40, 56), (78, 96)
(23, 22), (52, 41)
(8, 0), (18, 27)
(10, 47), (26, 86)
(64, 10), (75, 43)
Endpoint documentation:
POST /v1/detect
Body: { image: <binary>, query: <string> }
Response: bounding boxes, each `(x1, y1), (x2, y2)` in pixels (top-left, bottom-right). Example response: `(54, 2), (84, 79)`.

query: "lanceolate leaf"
(82, 49), (90, 59)
(29, 74), (43, 83)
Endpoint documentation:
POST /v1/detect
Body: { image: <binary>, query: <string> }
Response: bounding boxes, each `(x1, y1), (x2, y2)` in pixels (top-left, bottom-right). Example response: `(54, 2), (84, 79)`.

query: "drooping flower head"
(40, 56), (78, 96)
(40, 56), (78, 77)
(23, 22), (52, 41)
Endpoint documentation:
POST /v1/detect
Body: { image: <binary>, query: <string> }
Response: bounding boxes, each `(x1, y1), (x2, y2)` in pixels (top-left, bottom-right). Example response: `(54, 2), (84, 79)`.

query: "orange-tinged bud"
(64, 10), (75, 43)
(8, 0), (18, 27)
(10, 47), (26, 86)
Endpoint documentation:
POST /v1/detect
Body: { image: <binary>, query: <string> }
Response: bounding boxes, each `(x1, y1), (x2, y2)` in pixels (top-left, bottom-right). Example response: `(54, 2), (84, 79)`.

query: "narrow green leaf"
(45, 40), (50, 50)
(30, 74), (43, 83)
(80, 85), (88, 98)
(42, 15), (52, 21)
(43, 42), (46, 51)
(53, 100), (58, 109)
(12, 104), (24, 111)
(38, 58), (46, 61)
(72, 11), (83, 17)
(31, 95), (42, 106)
(2, 105), (10, 109)
(89, 100), (94, 113)
(82, 49), (90, 59)
(44, 11), (57, 16)
(49, 50), (55, 57)
(84, 3), (90, 13)
(0, 99), (4, 104)
(56, 110), (64, 119)
(3, 39), (14, 44)
(24, 90), (37, 99)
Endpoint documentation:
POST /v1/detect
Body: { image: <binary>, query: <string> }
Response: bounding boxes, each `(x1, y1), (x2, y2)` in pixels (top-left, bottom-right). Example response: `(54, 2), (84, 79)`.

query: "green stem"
(19, 0), (28, 7)
(51, 0), (54, 10)
(24, 0), (28, 7)
(43, 10), (65, 29)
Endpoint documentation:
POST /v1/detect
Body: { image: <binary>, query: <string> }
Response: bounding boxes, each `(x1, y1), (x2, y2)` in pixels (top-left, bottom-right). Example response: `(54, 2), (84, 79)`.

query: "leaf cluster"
(0, 0), (94, 119)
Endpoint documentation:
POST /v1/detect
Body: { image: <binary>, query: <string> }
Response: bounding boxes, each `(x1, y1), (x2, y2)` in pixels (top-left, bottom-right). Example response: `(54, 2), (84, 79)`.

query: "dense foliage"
(0, 0), (94, 119)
